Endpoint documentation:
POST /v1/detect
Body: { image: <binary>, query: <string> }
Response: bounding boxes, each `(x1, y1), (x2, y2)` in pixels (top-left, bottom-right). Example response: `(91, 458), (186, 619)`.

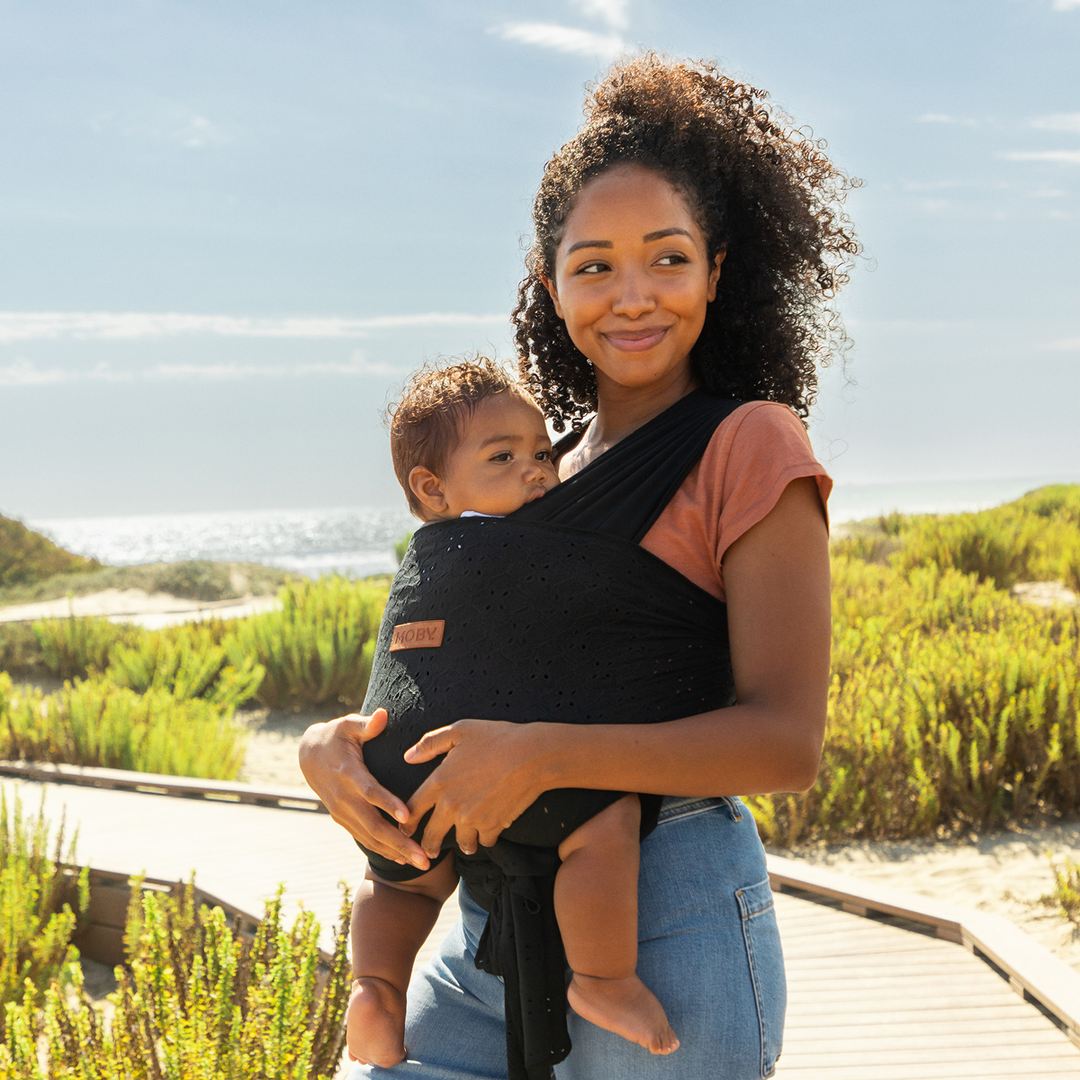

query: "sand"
(0, 588), (281, 629)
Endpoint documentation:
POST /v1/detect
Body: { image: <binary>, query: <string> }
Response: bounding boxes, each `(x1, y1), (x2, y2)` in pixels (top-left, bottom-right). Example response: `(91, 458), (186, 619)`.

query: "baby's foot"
(347, 977), (407, 1067)
(567, 973), (679, 1055)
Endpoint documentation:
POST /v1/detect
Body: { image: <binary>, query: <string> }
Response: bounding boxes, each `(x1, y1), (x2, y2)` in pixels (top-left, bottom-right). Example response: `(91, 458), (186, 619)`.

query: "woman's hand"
(298, 708), (432, 870)
(403, 720), (551, 858)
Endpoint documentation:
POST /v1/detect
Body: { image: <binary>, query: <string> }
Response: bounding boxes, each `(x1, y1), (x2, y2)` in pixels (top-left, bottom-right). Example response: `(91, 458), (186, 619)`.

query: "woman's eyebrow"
(566, 239), (613, 254)
(565, 227), (692, 255)
(643, 227), (692, 242)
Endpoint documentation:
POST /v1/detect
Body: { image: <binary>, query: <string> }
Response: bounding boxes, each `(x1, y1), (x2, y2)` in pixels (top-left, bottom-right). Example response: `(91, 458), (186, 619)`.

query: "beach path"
(2, 773), (1078, 1078)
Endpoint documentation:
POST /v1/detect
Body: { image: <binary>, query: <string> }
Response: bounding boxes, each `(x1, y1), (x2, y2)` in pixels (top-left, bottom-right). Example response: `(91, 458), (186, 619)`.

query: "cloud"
(0, 359), (132, 386)
(1, 352), (402, 385)
(1031, 112), (1080, 134)
(917, 113), (980, 127)
(1047, 336), (1080, 350)
(1051, 0), (1080, 10)
(89, 110), (231, 149)
(491, 22), (625, 59)
(570, 0), (629, 30)
(0, 311), (508, 343)
(1001, 150), (1080, 164)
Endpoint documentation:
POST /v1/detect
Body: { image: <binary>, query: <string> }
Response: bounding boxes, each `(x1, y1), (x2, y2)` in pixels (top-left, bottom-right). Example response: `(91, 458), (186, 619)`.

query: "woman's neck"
(585, 368), (699, 458)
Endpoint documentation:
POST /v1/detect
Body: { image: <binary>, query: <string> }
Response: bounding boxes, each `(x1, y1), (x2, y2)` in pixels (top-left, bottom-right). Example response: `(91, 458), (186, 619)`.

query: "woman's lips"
(601, 326), (670, 352)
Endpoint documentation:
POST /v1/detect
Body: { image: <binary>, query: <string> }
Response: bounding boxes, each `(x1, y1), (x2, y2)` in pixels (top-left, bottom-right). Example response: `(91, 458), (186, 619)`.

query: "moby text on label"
(389, 620), (446, 651)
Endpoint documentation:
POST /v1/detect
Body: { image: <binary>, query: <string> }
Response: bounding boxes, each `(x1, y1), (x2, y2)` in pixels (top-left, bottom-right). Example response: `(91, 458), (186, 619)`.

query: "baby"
(347, 359), (679, 1068)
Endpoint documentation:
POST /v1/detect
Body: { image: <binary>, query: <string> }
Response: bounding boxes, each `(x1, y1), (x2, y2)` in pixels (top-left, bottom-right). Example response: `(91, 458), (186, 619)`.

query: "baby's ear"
(409, 467), (449, 518)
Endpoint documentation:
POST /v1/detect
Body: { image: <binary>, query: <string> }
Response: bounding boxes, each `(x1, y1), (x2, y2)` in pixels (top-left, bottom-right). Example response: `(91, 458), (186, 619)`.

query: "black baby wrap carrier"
(360, 391), (741, 1080)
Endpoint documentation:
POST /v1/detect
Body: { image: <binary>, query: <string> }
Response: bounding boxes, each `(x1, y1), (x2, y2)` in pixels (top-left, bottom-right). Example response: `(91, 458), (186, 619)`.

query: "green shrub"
(1042, 855), (1080, 926)
(752, 490), (1080, 845)
(0, 881), (350, 1079)
(0, 623), (46, 678)
(32, 617), (135, 680)
(0, 791), (88, 1033)
(0, 675), (247, 780)
(894, 509), (1042, 589)
(109, 623), (265, 710)
(226, 575), (386, 708)
(0, 516), (99, 591)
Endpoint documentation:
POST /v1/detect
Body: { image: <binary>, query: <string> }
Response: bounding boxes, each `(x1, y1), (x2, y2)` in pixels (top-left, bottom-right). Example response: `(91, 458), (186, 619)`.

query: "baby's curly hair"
(388, 358), (535, 518)
(512, 53), (861, 431)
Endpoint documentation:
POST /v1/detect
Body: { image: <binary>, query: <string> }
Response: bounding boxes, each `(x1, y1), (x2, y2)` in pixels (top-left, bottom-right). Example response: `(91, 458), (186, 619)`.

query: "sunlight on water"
(28, 506), (416, 578)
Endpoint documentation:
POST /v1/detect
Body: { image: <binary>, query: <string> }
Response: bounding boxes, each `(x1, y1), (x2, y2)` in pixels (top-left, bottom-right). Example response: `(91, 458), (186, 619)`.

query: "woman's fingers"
(404, 725), (457, 764)
(297, 711), (429, 869)
(405, 720), (545, 856)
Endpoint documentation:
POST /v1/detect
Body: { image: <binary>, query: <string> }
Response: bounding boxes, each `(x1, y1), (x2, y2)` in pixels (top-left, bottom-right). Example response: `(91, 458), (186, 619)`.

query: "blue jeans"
(350, 796), (785, 1080)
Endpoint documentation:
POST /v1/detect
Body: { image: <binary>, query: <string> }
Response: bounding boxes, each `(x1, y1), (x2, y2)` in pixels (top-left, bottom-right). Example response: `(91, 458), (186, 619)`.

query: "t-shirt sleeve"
(641, 400), (831, 602)
(713, 401), (832, 567)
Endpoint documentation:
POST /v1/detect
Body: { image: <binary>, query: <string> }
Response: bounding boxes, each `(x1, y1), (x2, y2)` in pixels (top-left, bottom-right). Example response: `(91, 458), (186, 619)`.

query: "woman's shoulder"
(641, 399), (830, 600)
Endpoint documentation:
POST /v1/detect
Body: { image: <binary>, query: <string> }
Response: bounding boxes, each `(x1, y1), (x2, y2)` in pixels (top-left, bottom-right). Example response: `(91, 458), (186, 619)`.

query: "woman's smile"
(601, 325), (673, 352)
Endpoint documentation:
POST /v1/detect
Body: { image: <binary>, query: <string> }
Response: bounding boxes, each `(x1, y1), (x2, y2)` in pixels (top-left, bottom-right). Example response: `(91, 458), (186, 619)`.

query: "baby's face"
(438, 393), (560, 518)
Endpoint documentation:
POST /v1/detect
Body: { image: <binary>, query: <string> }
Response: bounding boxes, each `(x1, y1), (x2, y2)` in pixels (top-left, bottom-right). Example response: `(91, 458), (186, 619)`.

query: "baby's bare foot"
(347, 977), (407, 1067)
(567, 973), (679, 1055)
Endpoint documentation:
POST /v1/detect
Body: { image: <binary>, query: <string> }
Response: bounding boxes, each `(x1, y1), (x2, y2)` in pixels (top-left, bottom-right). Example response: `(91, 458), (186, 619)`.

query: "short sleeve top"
(640, 401), (832, 603)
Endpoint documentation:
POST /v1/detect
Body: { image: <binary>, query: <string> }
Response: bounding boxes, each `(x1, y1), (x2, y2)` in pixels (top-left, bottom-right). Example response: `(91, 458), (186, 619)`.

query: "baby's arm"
(348, 855), (459, 1067)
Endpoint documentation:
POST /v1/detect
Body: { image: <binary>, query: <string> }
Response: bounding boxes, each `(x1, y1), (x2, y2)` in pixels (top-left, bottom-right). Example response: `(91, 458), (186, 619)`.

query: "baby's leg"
(348, 854), (459, 1067)
(556, 794), (679, 1056)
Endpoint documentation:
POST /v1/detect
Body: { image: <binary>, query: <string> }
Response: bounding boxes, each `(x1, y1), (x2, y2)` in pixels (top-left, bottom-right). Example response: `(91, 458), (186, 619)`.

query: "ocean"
(27, 474), (1078, 577)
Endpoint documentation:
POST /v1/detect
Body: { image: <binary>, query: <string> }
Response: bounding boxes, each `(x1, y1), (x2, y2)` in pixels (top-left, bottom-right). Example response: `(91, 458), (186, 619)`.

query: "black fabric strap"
(512, 390), (742, 542)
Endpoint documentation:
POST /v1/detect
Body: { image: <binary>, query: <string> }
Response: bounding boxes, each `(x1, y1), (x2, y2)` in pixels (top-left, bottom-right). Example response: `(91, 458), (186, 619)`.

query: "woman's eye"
(577, 261), (609, 275)
(657, 253), (690, 266)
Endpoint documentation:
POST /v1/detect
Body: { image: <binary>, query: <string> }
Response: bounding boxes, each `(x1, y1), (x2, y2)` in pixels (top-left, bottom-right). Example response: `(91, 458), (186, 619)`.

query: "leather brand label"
(390, 619), (445, 651)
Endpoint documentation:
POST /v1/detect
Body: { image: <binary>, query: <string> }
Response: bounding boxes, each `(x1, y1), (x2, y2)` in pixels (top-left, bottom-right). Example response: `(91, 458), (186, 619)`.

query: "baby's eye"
(536, 449), (552, 462)
(489, 451), (512, 463)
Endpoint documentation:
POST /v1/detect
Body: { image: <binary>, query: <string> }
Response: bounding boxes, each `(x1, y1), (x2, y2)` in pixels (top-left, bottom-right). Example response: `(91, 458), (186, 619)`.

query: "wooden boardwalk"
(3, 774), (1079, 1078)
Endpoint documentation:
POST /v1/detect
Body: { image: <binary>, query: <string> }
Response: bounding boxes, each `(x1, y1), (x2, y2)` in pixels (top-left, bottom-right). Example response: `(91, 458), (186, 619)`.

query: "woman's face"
(543, 165), (723, 399)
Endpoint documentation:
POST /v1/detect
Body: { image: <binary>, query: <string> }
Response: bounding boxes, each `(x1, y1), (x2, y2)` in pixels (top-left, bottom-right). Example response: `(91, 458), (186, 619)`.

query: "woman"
(301, 54), (858, 1079)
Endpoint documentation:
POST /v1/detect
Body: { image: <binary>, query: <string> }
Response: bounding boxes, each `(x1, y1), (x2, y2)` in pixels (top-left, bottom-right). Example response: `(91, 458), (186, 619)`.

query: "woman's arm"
(404, 476), (831, 858)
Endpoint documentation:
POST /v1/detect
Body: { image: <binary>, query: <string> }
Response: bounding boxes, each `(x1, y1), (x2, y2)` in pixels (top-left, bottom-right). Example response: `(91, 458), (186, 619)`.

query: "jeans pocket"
(736, 877), (786, 1079)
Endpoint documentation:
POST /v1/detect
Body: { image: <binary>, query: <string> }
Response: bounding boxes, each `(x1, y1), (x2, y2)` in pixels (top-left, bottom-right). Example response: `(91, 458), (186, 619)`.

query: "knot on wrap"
(460, 842), (567, 1080)
(359, 391), (743, 1079)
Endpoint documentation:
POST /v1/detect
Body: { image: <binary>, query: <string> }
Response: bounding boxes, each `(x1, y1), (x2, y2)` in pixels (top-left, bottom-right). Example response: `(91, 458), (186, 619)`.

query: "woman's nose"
(610, 269), (656, 318)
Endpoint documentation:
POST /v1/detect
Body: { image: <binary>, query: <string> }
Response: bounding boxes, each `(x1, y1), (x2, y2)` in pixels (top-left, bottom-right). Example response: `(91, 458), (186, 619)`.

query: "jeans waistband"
(657, 795), (743, 824)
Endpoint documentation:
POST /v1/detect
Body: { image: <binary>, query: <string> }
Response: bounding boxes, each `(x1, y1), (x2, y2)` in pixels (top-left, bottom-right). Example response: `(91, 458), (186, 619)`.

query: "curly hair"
(512, 53), (861, 431)
(388, 357), (535, 518)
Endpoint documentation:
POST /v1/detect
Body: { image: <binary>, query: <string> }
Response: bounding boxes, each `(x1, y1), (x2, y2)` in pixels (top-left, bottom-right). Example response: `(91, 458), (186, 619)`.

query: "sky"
(1, 0), (1078, 519)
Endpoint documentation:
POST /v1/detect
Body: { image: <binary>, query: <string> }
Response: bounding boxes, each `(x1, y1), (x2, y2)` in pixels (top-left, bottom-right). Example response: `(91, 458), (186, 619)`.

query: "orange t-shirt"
(640, 401), (832, 603)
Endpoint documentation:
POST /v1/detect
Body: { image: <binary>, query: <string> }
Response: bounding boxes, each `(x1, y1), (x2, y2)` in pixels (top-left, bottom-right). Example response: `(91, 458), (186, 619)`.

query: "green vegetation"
(0, 879), (351, 1078)
(0, 792), (87, 1033)
(749, 484), (1080, 845)
(0, 575), (386, 777)
(1042, 854), (1080, 926)
(0, 515), (99, 591)
(226, 576), (386, 709)
(109, 623), (265, 710)
(0, 673), (248, 779)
